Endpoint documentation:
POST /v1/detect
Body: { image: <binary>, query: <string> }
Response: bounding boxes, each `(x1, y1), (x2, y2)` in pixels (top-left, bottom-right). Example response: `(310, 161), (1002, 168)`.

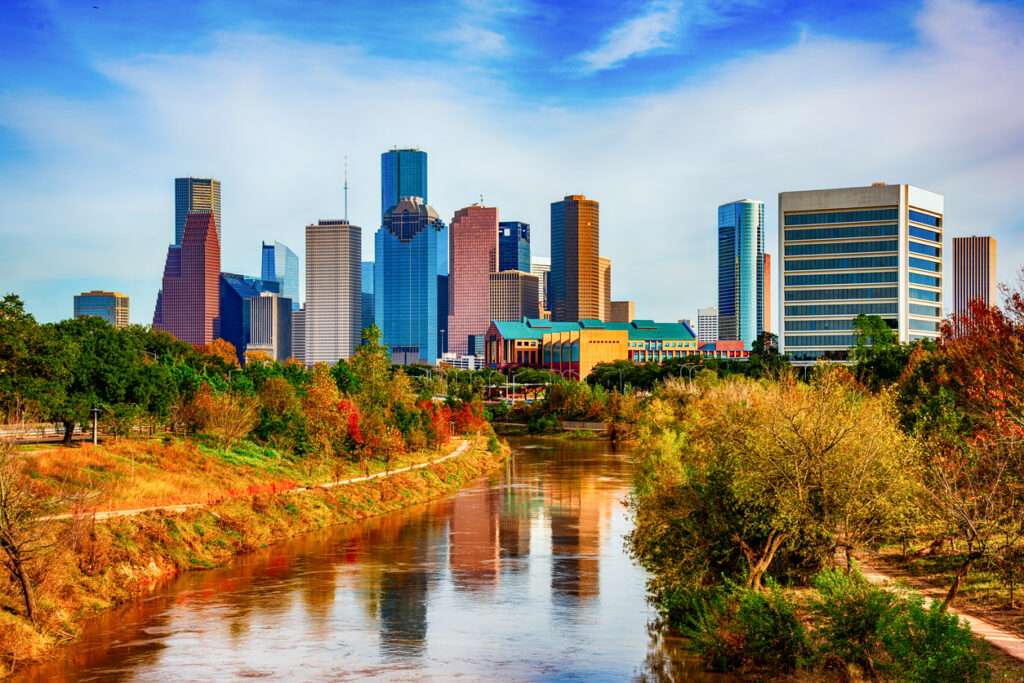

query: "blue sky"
(2, 0), (1023, 325)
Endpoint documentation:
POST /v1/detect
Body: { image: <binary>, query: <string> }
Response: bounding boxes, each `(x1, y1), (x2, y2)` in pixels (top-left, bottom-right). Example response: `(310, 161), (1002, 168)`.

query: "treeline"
(0, 294), (491, 465)
(625, 275), (1024, 680)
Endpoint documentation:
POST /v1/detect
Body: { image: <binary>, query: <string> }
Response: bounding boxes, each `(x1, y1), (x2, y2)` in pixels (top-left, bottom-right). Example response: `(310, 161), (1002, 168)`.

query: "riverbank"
(0, 434), (506, 676)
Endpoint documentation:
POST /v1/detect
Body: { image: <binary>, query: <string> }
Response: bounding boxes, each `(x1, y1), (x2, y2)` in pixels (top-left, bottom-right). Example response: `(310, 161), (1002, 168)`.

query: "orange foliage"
(198, 338), (240, 368)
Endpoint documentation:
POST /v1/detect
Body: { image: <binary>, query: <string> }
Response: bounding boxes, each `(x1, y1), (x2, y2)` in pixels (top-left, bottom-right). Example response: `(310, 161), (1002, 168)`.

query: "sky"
(1, 0), (1023, 327)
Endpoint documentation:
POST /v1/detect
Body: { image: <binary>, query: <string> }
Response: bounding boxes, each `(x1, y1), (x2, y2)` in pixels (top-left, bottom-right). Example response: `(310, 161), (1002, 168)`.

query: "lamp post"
(90, 406), (100, 446)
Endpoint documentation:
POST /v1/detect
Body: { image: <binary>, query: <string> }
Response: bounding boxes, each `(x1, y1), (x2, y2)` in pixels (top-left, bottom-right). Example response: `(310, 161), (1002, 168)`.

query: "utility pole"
(90, 406), (99, 446)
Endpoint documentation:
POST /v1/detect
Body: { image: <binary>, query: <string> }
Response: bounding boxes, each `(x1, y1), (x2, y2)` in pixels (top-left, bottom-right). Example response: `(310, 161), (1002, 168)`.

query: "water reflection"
(17, 438), (732, 682)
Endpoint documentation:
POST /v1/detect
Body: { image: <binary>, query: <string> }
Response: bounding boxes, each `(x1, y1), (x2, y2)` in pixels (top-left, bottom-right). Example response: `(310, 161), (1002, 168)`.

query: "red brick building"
(153, 210), (220, 345)
(448, 204), (498, 355)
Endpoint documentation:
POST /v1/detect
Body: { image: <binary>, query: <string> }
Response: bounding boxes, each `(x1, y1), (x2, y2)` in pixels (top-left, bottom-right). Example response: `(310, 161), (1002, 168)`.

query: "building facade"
(550, 195), (600, 322)
(779, 183), (944, 361)
(261, 241), (300, 310)
(175, 177), (221, 245)
(292, 307), (306, 365)
(763, 253), (772, 335)
(953, 236), (997, 319)
(498, 221), (531, 273)
(448, 204), (498, 356)
(718, 199), (765, 348)
(531, 256), (551, 313)
(381, 148), (427, 217)
(247, 291), (292, 362)
(697, 306), (718, 344)
(598, 256), (611, 321)
(74, 291), (129, 328)
(154, 210), (220, 346)
(361, 261), (375, 334)
(609, 300), (635, 323)
(219, 273), (282, 362)
(490, 271), (540, 322)
(375, 197), (448, 364)
(306, 219), (362, 364)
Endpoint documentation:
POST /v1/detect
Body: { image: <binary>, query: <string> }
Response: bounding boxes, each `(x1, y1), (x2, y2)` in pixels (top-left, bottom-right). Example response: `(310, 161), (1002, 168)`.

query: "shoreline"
(2, 435), (508, 677)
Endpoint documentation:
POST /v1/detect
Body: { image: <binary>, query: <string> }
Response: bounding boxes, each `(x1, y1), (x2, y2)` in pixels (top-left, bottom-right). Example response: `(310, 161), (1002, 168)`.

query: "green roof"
(489, 317), (696, 342)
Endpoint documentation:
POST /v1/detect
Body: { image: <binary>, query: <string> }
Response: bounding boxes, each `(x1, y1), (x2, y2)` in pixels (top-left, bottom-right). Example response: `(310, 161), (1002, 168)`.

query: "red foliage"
(451, 400), (487, 435)
(337, 398), (364, 447)
(417, 400), (453, 446)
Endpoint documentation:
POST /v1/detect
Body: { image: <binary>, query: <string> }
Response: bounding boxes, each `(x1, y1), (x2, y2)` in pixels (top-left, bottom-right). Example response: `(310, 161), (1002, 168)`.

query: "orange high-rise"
(550, 195), (600, 322)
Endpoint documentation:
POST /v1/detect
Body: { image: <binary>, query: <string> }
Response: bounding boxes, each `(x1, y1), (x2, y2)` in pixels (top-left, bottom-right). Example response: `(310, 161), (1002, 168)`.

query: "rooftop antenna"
(479, 193), (484, 206)
(344, 156), (349, 221)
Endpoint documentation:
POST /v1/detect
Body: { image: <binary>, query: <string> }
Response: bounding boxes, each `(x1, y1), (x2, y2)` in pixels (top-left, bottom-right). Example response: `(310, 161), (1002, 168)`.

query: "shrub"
(734, 583), (812, 673)
(811, 568), (896, 677)
(881, 596), (990, 683)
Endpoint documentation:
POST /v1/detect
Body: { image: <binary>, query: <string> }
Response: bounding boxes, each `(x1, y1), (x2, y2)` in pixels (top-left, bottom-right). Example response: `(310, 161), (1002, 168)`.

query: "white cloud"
(575, 0), (683, 73)
(1, 0), (1022, 330)
(443, 22), (511, 59)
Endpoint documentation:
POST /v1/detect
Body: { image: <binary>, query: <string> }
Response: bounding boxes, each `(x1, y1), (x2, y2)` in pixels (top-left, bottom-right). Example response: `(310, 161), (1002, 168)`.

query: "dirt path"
(48, 439), (472, 522)
(858, 558), (1024, 663)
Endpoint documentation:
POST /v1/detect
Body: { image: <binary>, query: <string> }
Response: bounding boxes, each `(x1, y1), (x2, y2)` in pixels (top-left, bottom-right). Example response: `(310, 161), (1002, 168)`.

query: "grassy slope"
(0, 435), (505, 676)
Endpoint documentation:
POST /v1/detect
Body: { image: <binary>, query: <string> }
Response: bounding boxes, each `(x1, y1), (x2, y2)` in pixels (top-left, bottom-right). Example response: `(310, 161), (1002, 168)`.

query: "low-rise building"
(74, 290), (129, 327)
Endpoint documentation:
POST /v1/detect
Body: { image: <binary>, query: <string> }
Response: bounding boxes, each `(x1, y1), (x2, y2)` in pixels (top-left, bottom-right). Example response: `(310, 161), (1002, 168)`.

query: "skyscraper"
(498, 221), (530, 273)
(609, 300), (635, 323)
(779, 183), (944, 361)
(490, 271), (540, 322)
(261, 241), (300, 310)
(74, 291), (129, 328)
(953, 236), (997, 319)
(531, 256), (551, 312)
(381, 148), (428, 218)
(154, 210), (220, 345)
(175, 177), (221, 245)
(292, 307), (306, 366)
(763, 253), (772, 335)
(361, 261), (375, 333)
(448, 204), (498, 356)
(697, 306), (718, 344)
(219, 272), (282, 362)
(718, 199), (765, 348)
(598, 256), (611, 321)
(550, 195), (600, 322)
(306, 220), (362, 364)
(247, 291), (292, 362)
(375, 197), (448, 364)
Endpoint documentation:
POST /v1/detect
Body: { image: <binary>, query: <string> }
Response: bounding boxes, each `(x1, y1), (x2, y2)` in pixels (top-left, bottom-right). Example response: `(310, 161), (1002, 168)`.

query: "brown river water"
(16, 437), (728, 682)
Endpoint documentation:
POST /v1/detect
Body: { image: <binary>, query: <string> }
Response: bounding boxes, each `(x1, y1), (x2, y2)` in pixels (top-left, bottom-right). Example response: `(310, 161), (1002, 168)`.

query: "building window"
(784, 224), (898, 241)
(785, 271), (898, 286)
(909, 226), (941, 242)
(909, 272), (940, 287)
(785, 256), (898, 272)
(784, 208), (898, 226)
(908, 257), (941, 272)
(909, 319), (940, 331)
(909, 210), (941, 227)
(909, 242), (941, 257)
(909, 288), (941, 302)
(909, 303), (940, 317)
(785, 287), (898, 302)
(785, 240), (898, 257)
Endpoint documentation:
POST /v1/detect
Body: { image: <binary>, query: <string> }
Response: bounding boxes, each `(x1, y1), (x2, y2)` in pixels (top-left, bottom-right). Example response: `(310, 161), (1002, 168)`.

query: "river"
(16, 437), (722, 682)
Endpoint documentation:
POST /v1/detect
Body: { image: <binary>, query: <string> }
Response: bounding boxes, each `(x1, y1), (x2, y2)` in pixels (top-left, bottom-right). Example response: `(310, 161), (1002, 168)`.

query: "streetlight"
(90, 406), (100, 446)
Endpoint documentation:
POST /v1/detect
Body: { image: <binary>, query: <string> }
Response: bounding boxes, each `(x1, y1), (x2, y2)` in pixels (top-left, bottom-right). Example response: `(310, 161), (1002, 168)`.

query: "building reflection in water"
(449, 487), (501, 591)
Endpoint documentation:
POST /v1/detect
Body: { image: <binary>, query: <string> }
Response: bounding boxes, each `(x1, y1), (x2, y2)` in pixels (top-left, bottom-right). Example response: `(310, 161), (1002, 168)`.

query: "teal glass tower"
(381, 149), (427, 218)
(261, 241), (300, 310)
(718, 199), (764, 348)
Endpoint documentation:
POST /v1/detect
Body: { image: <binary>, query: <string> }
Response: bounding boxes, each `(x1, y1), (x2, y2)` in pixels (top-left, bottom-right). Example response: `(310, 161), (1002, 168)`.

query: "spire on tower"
(344, 156), (349, 221)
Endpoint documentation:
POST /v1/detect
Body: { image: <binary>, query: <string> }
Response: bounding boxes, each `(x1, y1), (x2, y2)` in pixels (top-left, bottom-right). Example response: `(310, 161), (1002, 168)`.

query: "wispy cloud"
(443, 22), (511, 59)
(575, 0), (684, 73)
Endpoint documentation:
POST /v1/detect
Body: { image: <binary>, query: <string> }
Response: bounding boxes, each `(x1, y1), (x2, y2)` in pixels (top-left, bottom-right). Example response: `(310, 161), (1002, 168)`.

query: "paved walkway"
(48, 439), (472, 522)
(859, 559), (1024, 663)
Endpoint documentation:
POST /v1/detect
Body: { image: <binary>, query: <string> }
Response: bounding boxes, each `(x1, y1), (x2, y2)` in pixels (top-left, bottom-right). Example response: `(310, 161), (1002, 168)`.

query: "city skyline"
(2, 0), (1023, 327)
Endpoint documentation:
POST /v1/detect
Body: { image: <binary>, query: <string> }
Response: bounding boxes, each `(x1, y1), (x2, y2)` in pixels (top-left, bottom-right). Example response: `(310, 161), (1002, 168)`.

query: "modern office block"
(718, 199), (765, 348)
(381, 148), (428, 218)
(292, 307), (306, 365)
(763, 253), (772, 335)
(609, 300), (634, 323)
(448, 204), (498, 355)
(361, 261), (375, 333)
(697, 306), (718, 344)
(490, 271), (540, 322)
(953, 236), (997, 318)
(375, 197), (448, 364)
(154, 210), (220, 346)
(550, 195), (600, 322)
(175, 177), (221, 245)
(531, 256), (551, 312)
(306, 220), (362, 364)
(598, 256), (611, 321)
(219, 272), (282, 362)
(261, 241), (300, 310)
(498, 221), (531, 273)
(247, 291), (292, 362)
(74, 291), (129, 328)
(779, 183), (944, 361)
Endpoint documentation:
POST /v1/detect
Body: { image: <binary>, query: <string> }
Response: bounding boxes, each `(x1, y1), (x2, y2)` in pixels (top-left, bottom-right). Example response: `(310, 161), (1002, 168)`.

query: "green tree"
(851, 314), (912, 391)
(350, 325), (392, 414)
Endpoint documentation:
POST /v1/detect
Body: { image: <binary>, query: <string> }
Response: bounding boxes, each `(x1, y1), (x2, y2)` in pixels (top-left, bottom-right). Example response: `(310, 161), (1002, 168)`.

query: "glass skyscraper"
(381, 149), (427, 218)
(261, 241), (300, 310)
(498, 221), (530, 273)
(375, 197), (448, 364)
(718, 199), (765, 348)
(175, 177), (221, 245)
(361, 261), (375, 333)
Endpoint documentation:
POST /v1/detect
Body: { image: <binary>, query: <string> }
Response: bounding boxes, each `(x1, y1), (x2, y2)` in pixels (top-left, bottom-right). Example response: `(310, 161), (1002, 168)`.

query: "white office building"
(305, 220), (362, 364)
(697, 306), (719, 344)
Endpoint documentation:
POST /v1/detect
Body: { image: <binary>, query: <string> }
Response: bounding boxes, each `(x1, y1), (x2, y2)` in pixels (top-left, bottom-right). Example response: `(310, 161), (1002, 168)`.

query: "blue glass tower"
(219, 273), (282, 362)
(381, 149), (428, 218)
(261, 241), (300, 310)
(375, 197), (448, 364)
(361, 261), (375, 333)
(718, 199), (764, 348)
(498, 221), (531, 272)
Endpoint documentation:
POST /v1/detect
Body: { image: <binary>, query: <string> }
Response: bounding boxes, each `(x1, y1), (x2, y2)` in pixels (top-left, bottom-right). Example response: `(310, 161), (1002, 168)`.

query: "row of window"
(785, 335), (859, 347)
(785, 318), (894, 332)
(909, 210), (942, 227)
(786, 287), (898, 302)
(784, 224), (897, 242)
(785, 303), (897, 316)
(909, 226), (941, 242)
(784, 208), (898, 226)
(909, 303), (940, 317)
(909, 241), (942, 257)
(786, 256), (898, 272)
(785, 271), (898, 286)
(910, 288), (941, 302)
(909, 272), (941, 287)
(909, 257), (941, 272)
(909, 319), (940, 332)
(785, 240), (898, 257)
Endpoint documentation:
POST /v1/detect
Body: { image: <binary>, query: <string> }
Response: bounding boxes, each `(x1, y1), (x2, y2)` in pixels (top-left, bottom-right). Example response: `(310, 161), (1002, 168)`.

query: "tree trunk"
(942, 552), (981, 610)
(10, 556), (36, 623)
(737, 531), (788, 591)
(63, 420), (75, 445)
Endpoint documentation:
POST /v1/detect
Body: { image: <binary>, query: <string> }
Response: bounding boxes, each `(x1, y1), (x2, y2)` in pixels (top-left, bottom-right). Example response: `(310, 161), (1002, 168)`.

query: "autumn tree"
(191, 384), (259, 452)
(301, 365), (347, 475)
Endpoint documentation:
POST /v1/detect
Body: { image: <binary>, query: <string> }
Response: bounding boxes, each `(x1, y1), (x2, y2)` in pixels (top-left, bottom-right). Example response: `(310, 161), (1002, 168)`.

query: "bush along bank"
(0, 435), (506, 677)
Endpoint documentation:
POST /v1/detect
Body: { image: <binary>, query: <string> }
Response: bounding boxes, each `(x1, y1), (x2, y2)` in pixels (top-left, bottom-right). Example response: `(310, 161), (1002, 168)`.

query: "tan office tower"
(175, 177), (221, 245)
(609, 300), (635, 323)
(305, 220), (361, 364)
(598, 256), (611, 321)
(247, 292), (292, 362)
(953, 236), (997, 318)
(763, 253), (772, 334)
(531, 256), (551, 312)
(489, 270), (540, 321)
(74, 291), (129, 327)
(550, 195), (600, 321)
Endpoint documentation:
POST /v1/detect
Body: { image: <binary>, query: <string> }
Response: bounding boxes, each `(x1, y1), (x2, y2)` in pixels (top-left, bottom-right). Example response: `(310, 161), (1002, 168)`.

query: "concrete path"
(859, 559), (1024, 663)
(48, 439), (471, 522)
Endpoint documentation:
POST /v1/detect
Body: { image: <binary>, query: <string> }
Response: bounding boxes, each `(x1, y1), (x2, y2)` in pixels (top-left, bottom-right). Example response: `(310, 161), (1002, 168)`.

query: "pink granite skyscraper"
(448, 204), (498, 355)
(153, 210), (221, 345)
